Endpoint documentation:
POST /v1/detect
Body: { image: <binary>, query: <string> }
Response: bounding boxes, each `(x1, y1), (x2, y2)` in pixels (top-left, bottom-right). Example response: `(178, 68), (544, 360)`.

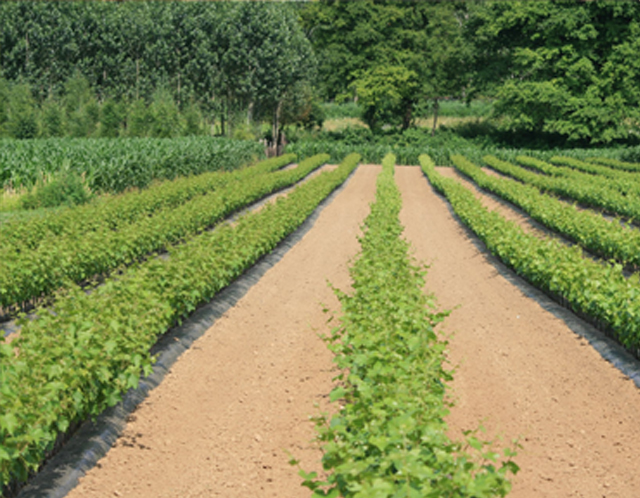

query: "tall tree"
(219, 3), (315, 144)
(301, 0), (470, 132)
(467, 0), (640, 144)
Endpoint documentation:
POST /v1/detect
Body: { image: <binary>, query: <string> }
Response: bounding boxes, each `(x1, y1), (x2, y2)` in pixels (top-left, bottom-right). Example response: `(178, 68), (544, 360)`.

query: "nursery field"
(3, 156), (640, 497)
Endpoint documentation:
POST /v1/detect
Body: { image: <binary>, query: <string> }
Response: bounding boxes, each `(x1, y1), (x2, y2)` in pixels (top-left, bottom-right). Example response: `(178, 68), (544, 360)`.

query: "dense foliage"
(0, 1), (316, 139)
(0, 137), (263, 192)
(300, 154), (517, 497)
(467, 0), (640, 143)
(3, 1), (640, 145)
(302, 0), (640, 143)
(301, 1), (468, 132)
(0, 152), (360, 495)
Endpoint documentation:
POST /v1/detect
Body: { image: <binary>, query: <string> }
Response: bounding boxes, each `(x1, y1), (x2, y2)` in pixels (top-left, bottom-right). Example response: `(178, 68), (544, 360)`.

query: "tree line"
(2, 1), (640, 145)
(303, 0), (640, 144)
(0, 1), (317, 142)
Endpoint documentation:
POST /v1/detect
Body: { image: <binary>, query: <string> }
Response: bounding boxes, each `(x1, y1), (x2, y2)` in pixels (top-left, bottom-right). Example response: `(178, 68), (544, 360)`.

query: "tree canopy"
(0, 1), (315, 137)
(2, 0), (640, 144)
(466, 0), (640, 144)
(301, 0), (470, 132)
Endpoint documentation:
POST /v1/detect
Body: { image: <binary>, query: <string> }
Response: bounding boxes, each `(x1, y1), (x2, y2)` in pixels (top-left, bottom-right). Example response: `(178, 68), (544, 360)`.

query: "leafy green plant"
(451, 155), (640, 270)
(300, 153), (517, 497)
(483, 155), (640, 223)
(0, 154), (324, 311)
(19, 171), (92, 210)
(0, 152), (361, 494)
(421, 154), (640, 359)
(0, 137), (264, 193)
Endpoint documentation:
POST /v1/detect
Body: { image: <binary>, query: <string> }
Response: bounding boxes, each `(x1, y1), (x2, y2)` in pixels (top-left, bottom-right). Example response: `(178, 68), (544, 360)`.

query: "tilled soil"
(396, 165), (640, 498)
(438, 167), (548, 237)
(64, 164), (640, 498)
(67, 165), (381, 498)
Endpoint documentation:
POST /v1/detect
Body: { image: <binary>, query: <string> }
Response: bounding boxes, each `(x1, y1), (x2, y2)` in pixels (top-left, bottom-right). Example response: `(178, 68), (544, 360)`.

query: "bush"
(100, 99), (124, 138)
(21, 171), (92, 210)
(7, 83), (39, 139)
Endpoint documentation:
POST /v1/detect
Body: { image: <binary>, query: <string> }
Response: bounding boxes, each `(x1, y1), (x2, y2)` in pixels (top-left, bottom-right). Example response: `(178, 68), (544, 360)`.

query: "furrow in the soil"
(395, 165), (640, 498)
(58, 165), (381, 498)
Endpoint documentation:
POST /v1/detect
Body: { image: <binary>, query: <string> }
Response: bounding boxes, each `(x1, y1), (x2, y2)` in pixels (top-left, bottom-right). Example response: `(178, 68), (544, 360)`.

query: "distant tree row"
(302, 0), (640, 144)
(0, 1), (317, 141)
(4, 1), (640, 144)
(0, 74), (209, 139)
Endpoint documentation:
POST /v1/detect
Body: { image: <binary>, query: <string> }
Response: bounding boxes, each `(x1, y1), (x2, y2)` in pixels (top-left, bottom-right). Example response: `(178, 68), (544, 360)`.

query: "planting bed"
(397, 165), (640, 497)
(7, 162), (640, 498)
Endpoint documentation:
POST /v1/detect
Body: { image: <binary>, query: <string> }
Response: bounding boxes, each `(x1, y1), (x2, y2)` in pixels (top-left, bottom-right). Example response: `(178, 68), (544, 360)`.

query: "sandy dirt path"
(67, 165), (381, 498)
(396, 165), (640, 498)
(438, 167), (548, 238)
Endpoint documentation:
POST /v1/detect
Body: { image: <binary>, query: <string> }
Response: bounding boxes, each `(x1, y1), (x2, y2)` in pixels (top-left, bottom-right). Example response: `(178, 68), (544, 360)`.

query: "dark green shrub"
(41, 99), (66, 137)
(100, 99), (124, 138)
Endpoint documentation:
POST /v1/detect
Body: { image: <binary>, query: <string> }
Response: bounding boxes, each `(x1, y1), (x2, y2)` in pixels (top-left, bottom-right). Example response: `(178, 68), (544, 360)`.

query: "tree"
(466, 0), (640, 144)
(41, 97), (65, 137)
(64, 72), (99, 137)
(301, 0), (470, 133)
(354, 65), (418, 132)
(99, 98), (123, 138)
(0, 79), (10, 136)
(7, 82), (38, 139)
(149, 86), (181, 138)
(420, 2), (471, 135)
(218, 3), (316, 149)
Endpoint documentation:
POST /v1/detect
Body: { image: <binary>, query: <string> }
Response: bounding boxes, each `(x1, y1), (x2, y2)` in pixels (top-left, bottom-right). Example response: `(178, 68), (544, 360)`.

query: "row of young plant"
(451, 155), (640, 269)
(550, 156), (640, 181)
(513, 155), (640, 200)
(0, 152), (361, 494)
(0, 154), (296, 253)
(421, 154), (640, 357)
(547, 156), (640, 198)
(483, 155), (640, 223)
(0, 137), (263, 193)
(0, 154), (328, 313)
(300, 153), (517, 498)
(587, 156), (640, 172)
(286, 140), (456, 167)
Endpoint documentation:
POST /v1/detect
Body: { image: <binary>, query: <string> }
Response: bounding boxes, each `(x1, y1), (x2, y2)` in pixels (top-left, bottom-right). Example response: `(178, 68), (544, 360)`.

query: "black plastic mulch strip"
(15, 167), (358, 498)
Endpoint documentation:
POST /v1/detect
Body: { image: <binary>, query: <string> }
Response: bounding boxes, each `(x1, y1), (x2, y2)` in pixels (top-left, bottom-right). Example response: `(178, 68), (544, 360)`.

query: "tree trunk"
(177, 73), (181, 107)
(431, 98), (439, 136)
(220, 98), (226, 137)
(271, 100), (282, 156)
(135, 59), (140, 101)
(25, 33), (29, 68)
(247, 101), (254, 125)
(402, 100), (413, 131)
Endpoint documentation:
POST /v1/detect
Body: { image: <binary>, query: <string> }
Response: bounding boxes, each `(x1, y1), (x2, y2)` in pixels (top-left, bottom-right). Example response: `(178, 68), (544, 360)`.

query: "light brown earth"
(66, 164), (640, 498)
(68, 165), (381, 498)
(438, 167), (548, 237)
(396, 165), (640, 498)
